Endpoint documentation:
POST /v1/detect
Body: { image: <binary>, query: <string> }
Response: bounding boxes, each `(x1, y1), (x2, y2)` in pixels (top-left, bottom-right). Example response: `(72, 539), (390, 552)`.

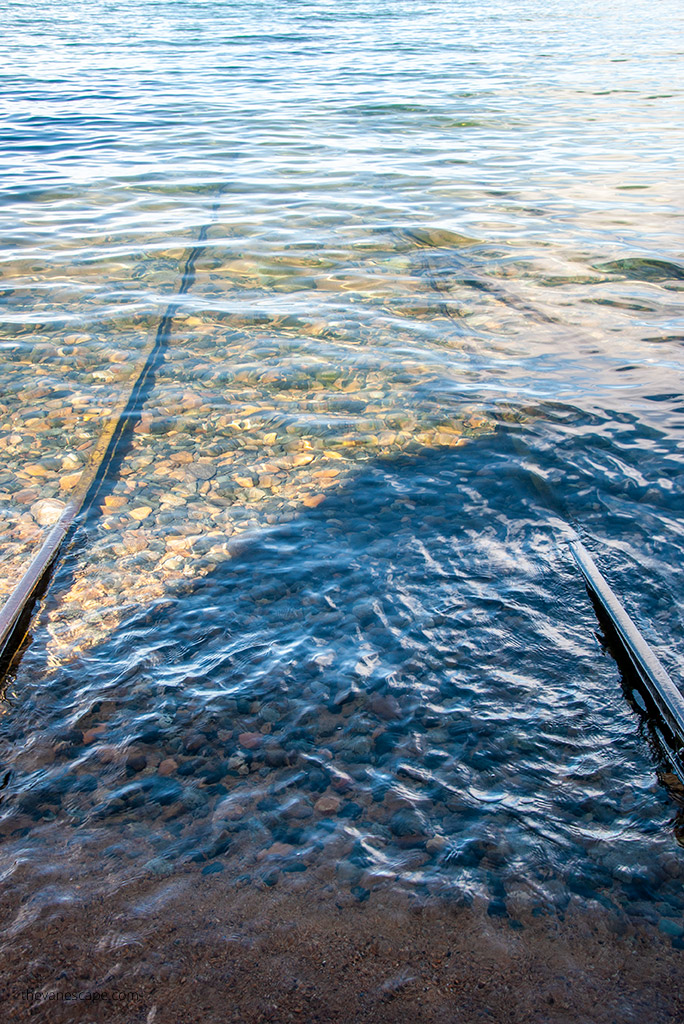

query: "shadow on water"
(2, 418), (684, 925)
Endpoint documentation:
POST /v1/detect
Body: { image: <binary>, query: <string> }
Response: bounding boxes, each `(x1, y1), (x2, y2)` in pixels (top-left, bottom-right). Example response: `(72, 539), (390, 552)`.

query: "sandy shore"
(2, 866), (683, 1024)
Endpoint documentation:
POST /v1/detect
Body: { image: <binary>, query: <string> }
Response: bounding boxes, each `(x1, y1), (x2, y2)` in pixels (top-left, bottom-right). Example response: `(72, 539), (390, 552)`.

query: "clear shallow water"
(1, 0), (684, 935)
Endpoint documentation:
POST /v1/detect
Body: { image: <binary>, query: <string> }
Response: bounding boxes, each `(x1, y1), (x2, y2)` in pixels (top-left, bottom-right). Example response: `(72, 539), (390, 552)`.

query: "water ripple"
(0, 0), (683, 933)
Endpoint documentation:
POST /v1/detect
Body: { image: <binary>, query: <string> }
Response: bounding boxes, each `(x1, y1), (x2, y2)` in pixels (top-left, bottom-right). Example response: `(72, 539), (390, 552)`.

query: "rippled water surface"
(1, 0), (684, 947)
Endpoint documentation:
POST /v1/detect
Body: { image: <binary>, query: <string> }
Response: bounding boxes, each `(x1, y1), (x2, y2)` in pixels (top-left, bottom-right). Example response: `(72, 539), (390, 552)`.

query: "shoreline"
(2, 867), (683, 1023)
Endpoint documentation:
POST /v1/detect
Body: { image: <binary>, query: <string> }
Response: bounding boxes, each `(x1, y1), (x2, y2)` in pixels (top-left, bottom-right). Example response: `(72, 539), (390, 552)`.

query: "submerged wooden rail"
(569, 535), (684, 771)
(0, 199), (222, 676)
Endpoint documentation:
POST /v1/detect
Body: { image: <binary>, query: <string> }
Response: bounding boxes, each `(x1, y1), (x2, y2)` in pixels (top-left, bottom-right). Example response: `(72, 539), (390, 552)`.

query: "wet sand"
(2, 866), (683, 1024)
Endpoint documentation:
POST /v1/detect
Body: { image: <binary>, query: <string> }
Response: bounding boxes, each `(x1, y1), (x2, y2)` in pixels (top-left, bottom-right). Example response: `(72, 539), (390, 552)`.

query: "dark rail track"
(0, 189), (225, 680)
(569, 535), (684, 781)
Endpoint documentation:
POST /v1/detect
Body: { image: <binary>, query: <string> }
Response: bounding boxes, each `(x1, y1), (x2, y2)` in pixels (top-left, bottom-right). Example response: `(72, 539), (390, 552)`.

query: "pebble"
(302, 493), (325, 508)
(30, 498), (67, 527)
(264, 746), (288, 767)
(336, 860), (361, 885)
(315, 794), (341, 815)
(187, 462), (216, 481)
(330, 770), (354, 793)
(388, 808), (428, 841)
(658, 918), (684, 938)
(144, 857), (174, 877)
(59, 471), (82, 491)
(257, 842), (295, 860)
(285, 798), (313, 820)
(158, 758), (178, 776)
(213, 799), (246, 822)
(201, 862), (224, 875)
(369, 693), (402, 721)
(96, 745), (119, 764)
(83, 725), (106, 745)
(238, 732), (263, 750)
(122, 531), (148, 554)
(16, 487), (40, 504)
(183, 732), (206, 753)
(332, 685), (358, 709)
(129, 506), (153, 521)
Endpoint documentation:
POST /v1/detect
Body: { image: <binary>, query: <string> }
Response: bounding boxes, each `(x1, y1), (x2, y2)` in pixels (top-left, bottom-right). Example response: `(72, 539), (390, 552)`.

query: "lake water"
(1, 0), (683, 1018)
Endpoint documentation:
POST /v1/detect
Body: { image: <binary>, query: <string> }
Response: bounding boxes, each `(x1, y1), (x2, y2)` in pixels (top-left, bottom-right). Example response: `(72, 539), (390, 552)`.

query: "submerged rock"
(30, 497), (67, 527)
